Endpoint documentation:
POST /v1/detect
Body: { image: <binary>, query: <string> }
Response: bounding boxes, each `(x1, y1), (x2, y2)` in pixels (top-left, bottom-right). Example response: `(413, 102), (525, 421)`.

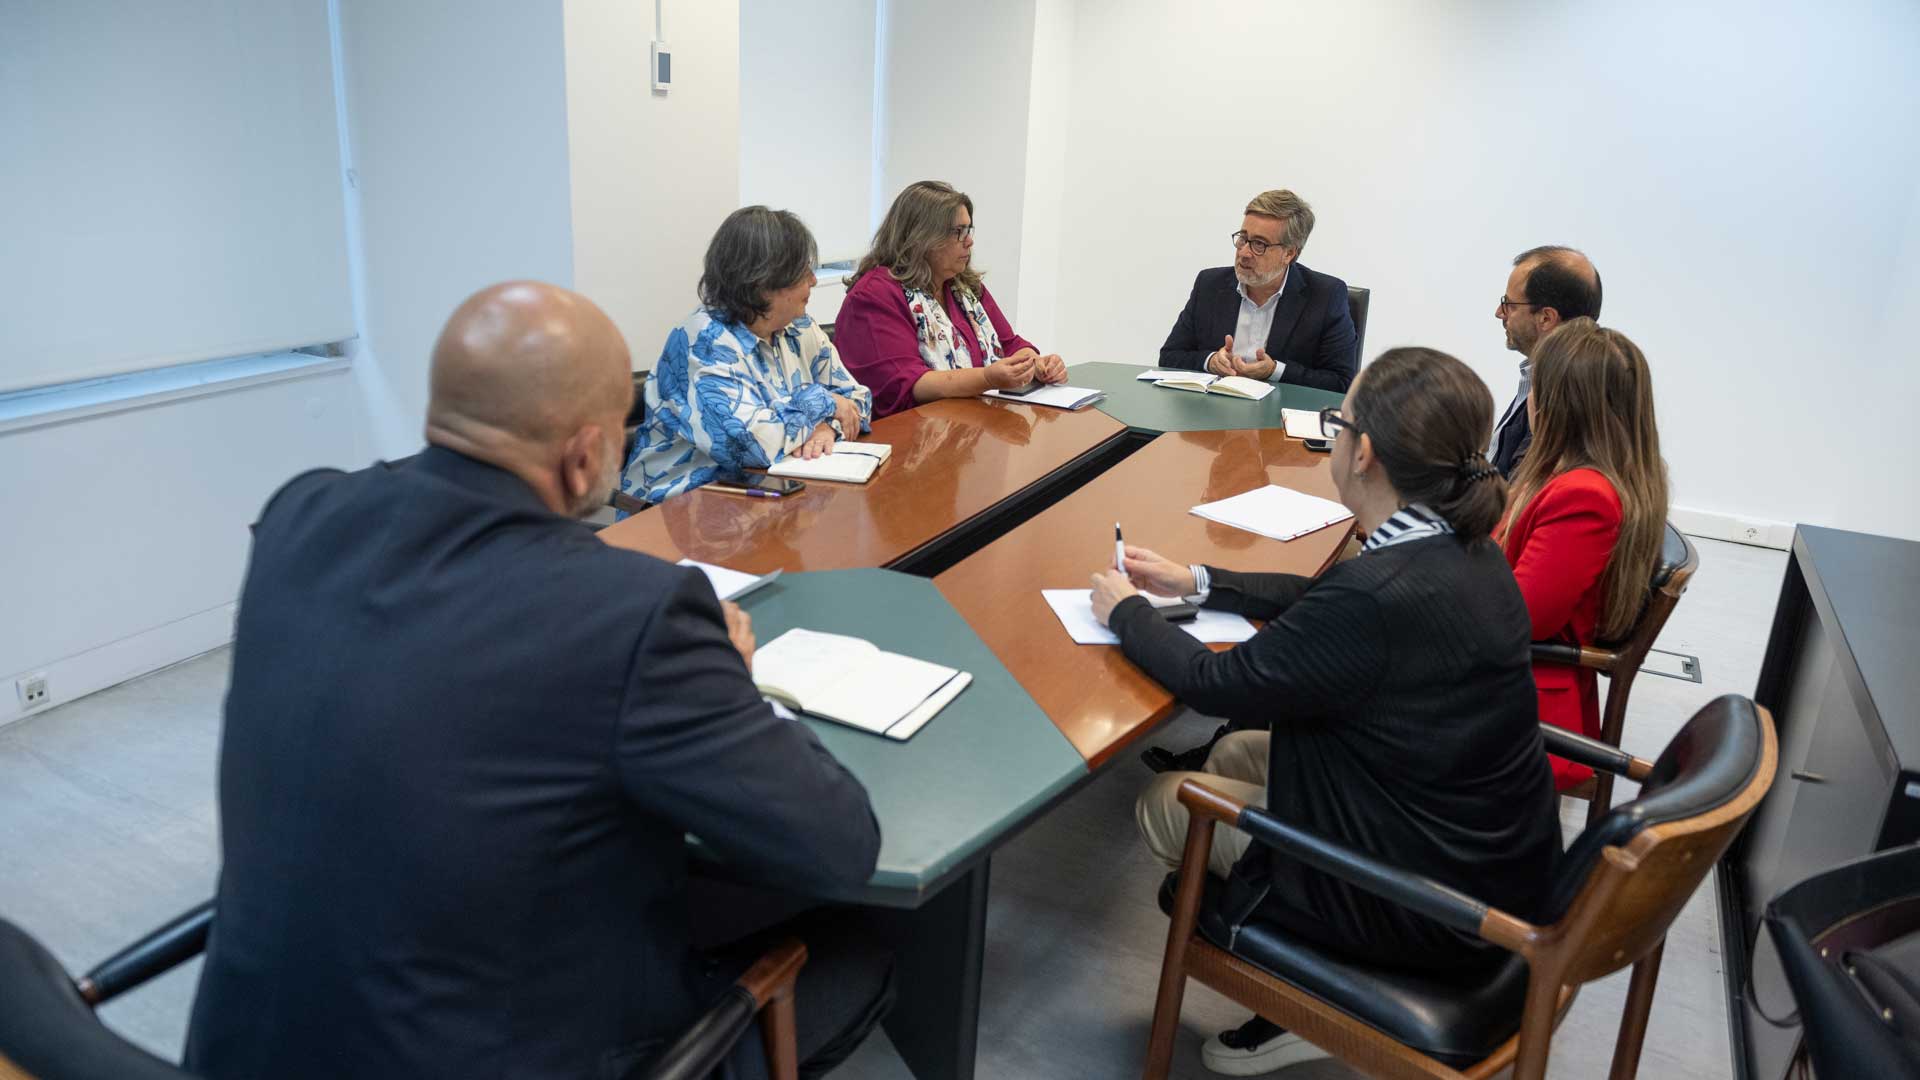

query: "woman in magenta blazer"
(1499, 318), (1669, 790)
(834, 180), (1066, 418)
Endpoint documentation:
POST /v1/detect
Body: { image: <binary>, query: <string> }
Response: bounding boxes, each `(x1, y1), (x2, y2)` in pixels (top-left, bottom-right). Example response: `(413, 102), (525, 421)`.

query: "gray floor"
(0, 537), (1787, 1079)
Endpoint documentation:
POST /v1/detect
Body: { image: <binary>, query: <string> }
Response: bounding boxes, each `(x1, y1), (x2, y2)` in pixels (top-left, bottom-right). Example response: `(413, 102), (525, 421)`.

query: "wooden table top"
(598, 398), (1127, 574)
(934, 428), (1352, 768)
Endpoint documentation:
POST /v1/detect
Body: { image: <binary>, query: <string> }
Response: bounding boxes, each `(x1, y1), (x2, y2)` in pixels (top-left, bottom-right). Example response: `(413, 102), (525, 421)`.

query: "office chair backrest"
(1543, 694), (1775, 984)
(1346, 286), (1369, 362)
(0, 919), (196, 1080)
(1764, 844), (1920, 1077)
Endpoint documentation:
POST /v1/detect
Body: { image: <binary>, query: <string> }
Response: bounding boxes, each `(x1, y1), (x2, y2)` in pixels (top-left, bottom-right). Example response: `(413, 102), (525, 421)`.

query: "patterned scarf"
(903, 283), (1002, 372)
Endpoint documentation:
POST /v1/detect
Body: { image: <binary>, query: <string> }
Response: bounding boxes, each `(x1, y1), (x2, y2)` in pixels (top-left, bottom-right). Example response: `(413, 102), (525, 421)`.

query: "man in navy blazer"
(185, 282), (890, 1080)
(1159, 189), (1358, 392)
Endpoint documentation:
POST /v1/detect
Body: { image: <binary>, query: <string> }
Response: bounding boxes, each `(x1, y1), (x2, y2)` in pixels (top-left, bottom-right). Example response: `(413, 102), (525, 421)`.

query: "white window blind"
(739, 0), (877, 264)
(0, 1), (354, 394)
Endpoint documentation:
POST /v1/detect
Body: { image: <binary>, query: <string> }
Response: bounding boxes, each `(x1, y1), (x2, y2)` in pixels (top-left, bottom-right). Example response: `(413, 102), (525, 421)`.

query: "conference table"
(601, 365), (1350, 1080)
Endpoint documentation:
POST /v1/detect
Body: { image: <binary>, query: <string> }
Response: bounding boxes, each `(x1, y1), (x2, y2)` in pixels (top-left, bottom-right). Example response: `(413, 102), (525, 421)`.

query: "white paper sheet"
(1040, 589), (1257, 645)
(1134, 368), (1187, 381)
(1189, 485), (1354, 542)
(1281, 408), (1325, 440)
(678, 560), (781, 601)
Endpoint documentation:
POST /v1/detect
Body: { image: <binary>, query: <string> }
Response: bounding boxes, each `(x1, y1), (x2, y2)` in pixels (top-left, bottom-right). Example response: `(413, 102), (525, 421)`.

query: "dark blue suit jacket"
(185, 447), (880, 1080)
(1159, 262), (1358, 391)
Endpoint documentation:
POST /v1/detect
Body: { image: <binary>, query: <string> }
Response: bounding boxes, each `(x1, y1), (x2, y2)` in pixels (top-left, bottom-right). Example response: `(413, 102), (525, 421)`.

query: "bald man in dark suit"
(186, 282), (890, 1080)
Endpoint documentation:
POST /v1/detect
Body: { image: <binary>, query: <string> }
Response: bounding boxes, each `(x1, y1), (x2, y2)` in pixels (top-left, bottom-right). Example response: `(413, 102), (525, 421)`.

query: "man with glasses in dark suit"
(1158, 189), (1359, 392)
(1490, 245), (1603, 477)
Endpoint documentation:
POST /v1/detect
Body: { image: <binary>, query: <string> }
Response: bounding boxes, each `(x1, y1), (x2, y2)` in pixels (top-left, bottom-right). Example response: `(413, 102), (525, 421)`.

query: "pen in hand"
(1114, 522), (1125, 573)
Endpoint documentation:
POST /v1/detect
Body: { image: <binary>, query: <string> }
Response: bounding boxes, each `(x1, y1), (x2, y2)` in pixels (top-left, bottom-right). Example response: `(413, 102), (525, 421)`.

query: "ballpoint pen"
(1114, 522), (1125, 572)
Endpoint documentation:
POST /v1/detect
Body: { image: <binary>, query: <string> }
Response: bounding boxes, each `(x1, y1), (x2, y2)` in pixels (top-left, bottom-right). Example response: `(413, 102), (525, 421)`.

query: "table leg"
(872, 860), (991, 1080)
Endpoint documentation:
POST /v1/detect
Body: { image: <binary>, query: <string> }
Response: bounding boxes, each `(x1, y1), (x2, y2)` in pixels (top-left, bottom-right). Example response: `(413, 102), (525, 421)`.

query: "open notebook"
(752, 628), (971, 740)
(1280, 408), (1325, 440)
(766, 442), (892, 483)
(1148, 372), (1275, 401)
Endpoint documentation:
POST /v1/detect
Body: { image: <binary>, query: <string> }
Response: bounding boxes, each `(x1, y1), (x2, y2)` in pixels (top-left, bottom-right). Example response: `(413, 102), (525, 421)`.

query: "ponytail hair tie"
(1457, 454), (1499, 485)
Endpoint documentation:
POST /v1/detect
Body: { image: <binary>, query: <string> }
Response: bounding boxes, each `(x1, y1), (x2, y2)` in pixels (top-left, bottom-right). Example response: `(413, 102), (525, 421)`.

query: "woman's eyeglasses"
(948, 225), (975, 241)
(1319, 407), (1359, 440)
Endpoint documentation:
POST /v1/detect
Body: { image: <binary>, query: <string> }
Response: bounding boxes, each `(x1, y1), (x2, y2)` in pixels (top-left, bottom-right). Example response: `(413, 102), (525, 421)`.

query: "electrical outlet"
(15, 672), (49, 710)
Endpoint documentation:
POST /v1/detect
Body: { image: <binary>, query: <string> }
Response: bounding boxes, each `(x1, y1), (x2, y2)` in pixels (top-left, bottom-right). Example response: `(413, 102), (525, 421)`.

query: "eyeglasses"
(1497, 295), (1538, 313)
(1318, 407), (1359, 441)
(948, 224), (975, 241)
(1230, 231), (1285, 256)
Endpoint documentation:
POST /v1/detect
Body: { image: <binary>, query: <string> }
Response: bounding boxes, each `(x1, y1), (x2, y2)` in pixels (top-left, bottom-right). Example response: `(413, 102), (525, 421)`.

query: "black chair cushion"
(0, 920), (191, 1080)
(1650, 523), (1689, 589)
(1159, 875), (1529, 1069)
(1346, 286), (1370, 361)
(1544, 694), (1763, 920)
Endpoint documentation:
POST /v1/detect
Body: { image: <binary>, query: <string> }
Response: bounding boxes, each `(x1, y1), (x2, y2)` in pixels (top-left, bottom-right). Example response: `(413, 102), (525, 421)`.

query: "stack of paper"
(767, 442), (891, 483)
(678, 560), (782, 601)
(1040, 590), (1257, 645)
(1190, 485), (1354, 542)
(982, 384), (1106, 410)
(1281, 408), (1326, 441)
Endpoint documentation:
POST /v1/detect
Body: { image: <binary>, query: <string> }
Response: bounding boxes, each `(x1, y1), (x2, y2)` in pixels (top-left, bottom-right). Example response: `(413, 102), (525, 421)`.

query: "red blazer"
(1499, 468), (1623, 791)
(834, 271), (1037, 419)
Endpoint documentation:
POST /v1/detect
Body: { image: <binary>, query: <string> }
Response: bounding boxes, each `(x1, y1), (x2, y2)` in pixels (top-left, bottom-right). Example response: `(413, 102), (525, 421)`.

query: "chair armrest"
(1176, 782), (1514, 940)
(1530, 641), (1618, 671)
(610, 491), (650, 515)
(1538, 724), (1654, 782)
(646, 938), (807, 1080)
(77, 900), (214, 1006)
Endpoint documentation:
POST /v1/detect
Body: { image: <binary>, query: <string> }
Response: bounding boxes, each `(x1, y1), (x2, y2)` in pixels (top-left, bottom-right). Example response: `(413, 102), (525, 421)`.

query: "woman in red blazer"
(1498, 318), (1669, 790)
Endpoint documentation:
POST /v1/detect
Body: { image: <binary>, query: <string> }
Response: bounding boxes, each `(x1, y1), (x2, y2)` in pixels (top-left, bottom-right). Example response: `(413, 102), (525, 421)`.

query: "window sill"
(0, 352), (351, 436)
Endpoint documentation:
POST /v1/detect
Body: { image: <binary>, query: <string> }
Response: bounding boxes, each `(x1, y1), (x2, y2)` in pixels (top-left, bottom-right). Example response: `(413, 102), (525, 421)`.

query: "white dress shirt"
(1231, 266), (1290, 382)
(1490, 356), (1532, 453)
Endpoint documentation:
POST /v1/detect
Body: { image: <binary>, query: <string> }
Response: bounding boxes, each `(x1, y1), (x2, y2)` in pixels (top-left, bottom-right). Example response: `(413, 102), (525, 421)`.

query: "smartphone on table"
(706, 475), (806, 497)
(1303, 438), (1333, 453)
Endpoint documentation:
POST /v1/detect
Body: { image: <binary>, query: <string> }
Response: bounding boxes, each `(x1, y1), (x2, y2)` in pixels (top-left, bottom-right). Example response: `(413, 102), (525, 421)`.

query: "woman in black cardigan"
(1090, 347), (1560, 1075)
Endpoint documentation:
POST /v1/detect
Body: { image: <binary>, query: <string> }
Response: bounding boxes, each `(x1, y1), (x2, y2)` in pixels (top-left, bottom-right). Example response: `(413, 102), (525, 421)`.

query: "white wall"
(566, 0), (742, 372)
(1030, 0), (1920, 542)
(0, 369), (360, 726)
(740, 0), (876, 264)
(336, 0), (577, 459)
(878, 0), (1040, 330)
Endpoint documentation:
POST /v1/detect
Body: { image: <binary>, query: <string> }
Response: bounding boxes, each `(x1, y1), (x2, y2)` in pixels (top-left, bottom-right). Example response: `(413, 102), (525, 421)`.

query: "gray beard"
(1235, 264), (1286, 289)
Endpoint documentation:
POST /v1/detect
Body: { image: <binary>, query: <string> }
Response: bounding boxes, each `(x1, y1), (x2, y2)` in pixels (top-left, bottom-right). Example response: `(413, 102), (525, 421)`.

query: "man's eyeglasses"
(1230, 231), (1285, 257)
(1497, 295), (1537, 313)
(1319, 407), (1359, 441)
(949, 224), (975, 241)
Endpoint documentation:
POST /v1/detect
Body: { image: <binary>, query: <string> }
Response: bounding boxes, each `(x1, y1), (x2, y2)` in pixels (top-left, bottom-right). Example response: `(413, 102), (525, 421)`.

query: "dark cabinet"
(1720, 526), (1920, 1080)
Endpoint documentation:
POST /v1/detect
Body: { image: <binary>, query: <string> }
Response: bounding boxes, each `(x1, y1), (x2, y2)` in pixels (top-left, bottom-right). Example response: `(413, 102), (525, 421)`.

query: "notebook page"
(751, 628), (880, 713)
(1209, 376), (1274, 400)
(796, 649), (961, 733)
(1189, 485), (1354, 542)
(1281, 408), (1322, 440)
(1040, 590), (1256, 645)
(677, 560), (780, 602)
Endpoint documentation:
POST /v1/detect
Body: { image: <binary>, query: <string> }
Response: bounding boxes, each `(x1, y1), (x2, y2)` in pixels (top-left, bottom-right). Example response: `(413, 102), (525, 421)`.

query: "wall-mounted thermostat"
(651, 40), (671, 93)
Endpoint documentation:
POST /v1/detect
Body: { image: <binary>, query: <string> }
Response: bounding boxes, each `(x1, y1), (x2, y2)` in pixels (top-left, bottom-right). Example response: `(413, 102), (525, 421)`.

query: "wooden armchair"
(1144, 694), (1776, 1080)
(0, 900), (806, 1080)
(1534, 521), (1700, 825)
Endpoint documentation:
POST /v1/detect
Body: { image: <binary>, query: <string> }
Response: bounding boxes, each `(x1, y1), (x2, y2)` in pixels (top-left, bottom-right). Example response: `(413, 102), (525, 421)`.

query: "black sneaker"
(1200, 1015), (1330, 1075)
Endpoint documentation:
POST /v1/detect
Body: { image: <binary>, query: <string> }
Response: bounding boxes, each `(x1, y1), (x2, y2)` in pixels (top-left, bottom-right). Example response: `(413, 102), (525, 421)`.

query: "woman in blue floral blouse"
(622, 206), (873, 505)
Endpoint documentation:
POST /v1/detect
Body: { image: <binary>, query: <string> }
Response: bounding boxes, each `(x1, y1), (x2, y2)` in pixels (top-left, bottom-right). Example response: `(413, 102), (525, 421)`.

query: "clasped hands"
(798, 393), (867, 460)
(1204, 334), (1276, 381)
(1089, 545), (1196, 626)
(985, 347), (1068, 390)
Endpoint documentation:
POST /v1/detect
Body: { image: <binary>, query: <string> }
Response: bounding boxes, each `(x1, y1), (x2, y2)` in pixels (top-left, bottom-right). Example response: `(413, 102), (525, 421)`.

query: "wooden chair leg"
(1585, 668), (1640, 828)
(1510, 964), (1566, 1080)
(1143, 813), (1217, 1079)
(760, 987), (799, 1080)
(1607, 939), (1665, 1080)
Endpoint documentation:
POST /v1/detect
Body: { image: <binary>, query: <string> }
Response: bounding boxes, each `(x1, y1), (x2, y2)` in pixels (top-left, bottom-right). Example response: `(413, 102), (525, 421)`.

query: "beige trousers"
(1135, 731), (1271, 879)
